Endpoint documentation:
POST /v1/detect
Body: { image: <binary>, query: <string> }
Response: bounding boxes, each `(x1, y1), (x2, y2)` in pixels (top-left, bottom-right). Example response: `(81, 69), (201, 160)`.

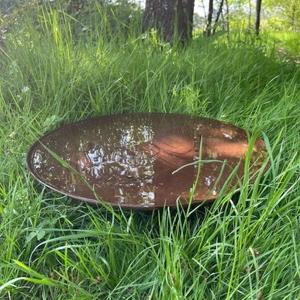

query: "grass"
(1, 5), (300, 299)
(268, 31), (300, 59)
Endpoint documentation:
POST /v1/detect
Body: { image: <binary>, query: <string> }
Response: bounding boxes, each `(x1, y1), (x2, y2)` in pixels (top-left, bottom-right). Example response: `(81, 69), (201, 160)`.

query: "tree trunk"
(255, 0), (262, 35)
(212, 0), (224, 34)
(225, 0), (230, 34)
(291, 3), (296, 31)
(204, 0), (214, 36)
(143, 0), (195, 44)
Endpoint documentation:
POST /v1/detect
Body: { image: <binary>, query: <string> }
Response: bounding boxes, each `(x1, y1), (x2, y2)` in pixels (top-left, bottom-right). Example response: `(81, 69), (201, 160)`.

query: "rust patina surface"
(27, 113), (267, 209)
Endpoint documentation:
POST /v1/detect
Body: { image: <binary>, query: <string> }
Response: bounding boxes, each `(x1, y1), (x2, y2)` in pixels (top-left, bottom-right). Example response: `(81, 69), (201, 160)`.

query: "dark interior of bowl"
(27, 113), (267, 209)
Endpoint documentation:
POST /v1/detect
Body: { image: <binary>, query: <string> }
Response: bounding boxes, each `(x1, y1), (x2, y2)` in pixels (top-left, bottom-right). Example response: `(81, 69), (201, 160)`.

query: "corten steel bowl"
(27, 113), (267, 210)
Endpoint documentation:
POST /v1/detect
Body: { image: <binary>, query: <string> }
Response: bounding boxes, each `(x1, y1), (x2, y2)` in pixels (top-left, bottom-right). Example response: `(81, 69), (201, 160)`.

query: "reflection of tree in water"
(74, 124), (157, 205)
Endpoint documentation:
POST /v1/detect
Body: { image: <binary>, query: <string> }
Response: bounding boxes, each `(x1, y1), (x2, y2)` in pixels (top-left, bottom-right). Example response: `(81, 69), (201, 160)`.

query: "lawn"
(1, 5), (300, 299)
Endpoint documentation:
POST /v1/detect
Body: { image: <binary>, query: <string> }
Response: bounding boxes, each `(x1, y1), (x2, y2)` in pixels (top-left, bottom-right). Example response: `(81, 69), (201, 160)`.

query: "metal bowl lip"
(26, 112), (250, 210)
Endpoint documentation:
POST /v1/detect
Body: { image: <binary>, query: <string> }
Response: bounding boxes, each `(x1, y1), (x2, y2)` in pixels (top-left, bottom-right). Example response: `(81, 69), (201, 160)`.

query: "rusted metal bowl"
(27, 113), (267, 209)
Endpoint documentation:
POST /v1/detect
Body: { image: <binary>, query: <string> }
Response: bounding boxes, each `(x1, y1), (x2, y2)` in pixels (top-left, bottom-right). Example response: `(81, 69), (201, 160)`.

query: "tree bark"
(143, 0), (195, 44)
(225, 0), (230, 34)
(204, 0), (214, 36)
(291, 3), (296, 30)
(212, 0), (224, 34)
(255, 0), (262, 35)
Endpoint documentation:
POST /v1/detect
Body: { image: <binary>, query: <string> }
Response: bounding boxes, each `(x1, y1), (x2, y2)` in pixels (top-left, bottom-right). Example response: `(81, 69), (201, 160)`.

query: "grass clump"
(0, 5), (300, 299)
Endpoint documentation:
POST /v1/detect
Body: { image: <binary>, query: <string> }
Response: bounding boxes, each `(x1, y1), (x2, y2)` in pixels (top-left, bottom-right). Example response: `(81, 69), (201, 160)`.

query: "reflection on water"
(28, 113), (267, 208)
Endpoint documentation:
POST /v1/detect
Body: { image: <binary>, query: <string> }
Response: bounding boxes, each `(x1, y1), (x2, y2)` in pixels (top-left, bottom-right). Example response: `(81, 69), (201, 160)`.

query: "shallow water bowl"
(27, 113), (267, 210)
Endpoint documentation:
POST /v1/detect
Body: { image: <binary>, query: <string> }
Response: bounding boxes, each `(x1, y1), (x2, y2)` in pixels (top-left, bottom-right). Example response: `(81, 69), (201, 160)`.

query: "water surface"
(27, 113), (266, 209)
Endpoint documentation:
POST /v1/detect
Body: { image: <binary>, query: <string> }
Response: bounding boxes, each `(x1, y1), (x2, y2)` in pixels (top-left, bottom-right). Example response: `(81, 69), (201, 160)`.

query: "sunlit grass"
(0, 5), (300, 299)
(268, 31), (300, 58)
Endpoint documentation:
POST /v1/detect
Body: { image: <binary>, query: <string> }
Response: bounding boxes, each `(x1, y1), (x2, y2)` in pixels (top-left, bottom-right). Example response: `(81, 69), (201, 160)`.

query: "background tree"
(143, 0), (195, 43)
(225, 0), (230, 33)
(212, 0), (225, 34)
(264, 0), (300, 31)
(255, 0), (262, 34)
(204, 0), (214, 36)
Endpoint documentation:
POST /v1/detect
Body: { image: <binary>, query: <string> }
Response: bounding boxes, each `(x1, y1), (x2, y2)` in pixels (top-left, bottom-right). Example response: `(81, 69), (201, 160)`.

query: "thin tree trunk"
(186, 0), (195, 39)
(255, 0), (262, 35)
(225, 0), (230, 34)
(143, 0), (195, 44)
(204, 0), (214, 36)
(221, 10), (225, 31)
(212, 0), (224, 34)
(291, 3), (296, 31)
